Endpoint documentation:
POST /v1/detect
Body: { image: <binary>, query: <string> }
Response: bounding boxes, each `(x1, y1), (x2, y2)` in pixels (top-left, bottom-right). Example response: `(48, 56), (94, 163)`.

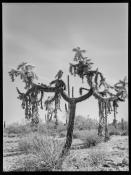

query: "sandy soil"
(3, 135), (129, 171)
(62, 135), (129, 171)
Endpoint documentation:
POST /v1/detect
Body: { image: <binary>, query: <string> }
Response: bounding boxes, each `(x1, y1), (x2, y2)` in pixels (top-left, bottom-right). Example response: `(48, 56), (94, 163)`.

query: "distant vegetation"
(4, 115), (128, 138)
(108, 119), (128, 136)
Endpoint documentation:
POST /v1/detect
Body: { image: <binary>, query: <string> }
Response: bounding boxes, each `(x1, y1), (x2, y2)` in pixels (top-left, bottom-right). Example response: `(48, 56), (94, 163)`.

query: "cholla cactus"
(8, 62), (38, 89)
(72, 47), (86, 61)
(55, 70), (63, 80)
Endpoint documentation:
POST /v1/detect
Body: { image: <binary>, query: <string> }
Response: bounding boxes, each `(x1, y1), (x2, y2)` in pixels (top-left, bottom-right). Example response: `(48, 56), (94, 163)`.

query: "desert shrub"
(13, 133), (65, 171)
(78, 129), (103, 147)
(74, 116), (98, 131)
(4, 122), (56, 137)
(85, 118), (99, 130)
(4, 123), (33, 136)
(62, 129), (104, 148)
(118, 119), (128, 131)
(121, 130), (128, 136)
(109, 130), (121, 136)
(18, 133), (64, 154)
(4, 120), (68, 138)
(108, 120), (128, 133)
(108, 125), (121, 136)
(108, 122), (128, 136)
(4, 123), (19, 135)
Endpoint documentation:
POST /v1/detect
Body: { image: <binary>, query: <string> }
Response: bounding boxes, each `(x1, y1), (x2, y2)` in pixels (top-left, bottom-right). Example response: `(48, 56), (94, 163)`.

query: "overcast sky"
(3, 3), (128, 125)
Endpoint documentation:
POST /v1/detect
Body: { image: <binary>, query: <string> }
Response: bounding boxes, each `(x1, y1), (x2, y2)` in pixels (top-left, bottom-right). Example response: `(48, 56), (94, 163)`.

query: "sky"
(3, 3), (128, 125)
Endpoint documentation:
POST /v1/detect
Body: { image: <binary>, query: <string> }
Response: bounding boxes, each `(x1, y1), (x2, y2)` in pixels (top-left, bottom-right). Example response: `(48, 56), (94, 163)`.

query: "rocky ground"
(3, 135), (129, 171)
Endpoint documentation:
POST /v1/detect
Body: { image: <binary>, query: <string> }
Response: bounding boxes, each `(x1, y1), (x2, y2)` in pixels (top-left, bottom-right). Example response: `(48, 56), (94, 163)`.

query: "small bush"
(18, 133), (64, 154)
(75, 129), (103, 147)
(108, 121), (128, 136)
(121, 130), (128, 136)
(109, 130), (121, 136)
(108, 124), (121, 136)
(118, 119), (128, 131)
(12, 133), (65, 171)
(108, 126), (121, 136)
(83, 135), (103, 147)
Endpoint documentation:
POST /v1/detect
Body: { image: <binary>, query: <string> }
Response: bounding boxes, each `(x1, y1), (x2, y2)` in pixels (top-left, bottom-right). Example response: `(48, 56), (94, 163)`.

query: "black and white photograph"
(3, 3), (128, 171)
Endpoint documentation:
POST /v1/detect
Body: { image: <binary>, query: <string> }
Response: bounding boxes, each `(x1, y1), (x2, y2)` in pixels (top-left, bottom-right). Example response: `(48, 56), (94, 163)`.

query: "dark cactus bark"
(98, 101), (103, 136)
(55, 101), (76, 169)
(55, 88), (93, 169)
(72, 86), (74, 98)
(113, 108), (117, 128)
(121, 118), (124, 130)
(104, 115), (109, 142)
(65, 75), (70, 125)
(60, 101), (76, 157)
(67, 75), (70, 98)
(113, 119), (117, 128)
(98, 115), (103, 136)
(4, 121), (6, 129)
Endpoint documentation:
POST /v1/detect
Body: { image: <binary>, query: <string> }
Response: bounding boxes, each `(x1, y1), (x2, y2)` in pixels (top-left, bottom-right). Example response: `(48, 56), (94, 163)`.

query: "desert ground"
(3, 134), (129, 171)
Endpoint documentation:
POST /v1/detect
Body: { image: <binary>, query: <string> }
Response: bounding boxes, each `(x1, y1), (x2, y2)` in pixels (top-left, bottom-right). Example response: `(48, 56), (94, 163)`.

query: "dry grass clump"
(11, 133), (65, 171)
